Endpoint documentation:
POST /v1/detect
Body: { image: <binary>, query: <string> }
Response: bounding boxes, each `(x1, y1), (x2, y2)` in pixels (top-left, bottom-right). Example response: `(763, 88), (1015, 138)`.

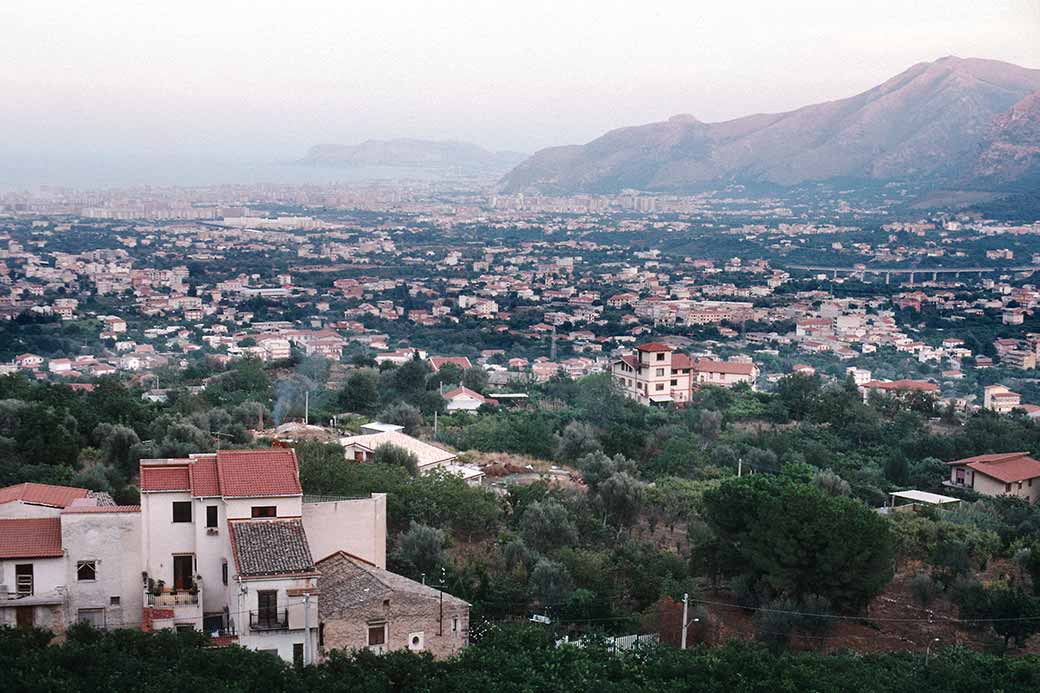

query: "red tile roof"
(189, 454), (221, 497)
(863, 379), (939, 393)
(429, 356), (473, 372)
(948, 452), (1040, 483)
(0, 482), (89, 508)
(671, 353), (692, 370)
(636, 342), (672, 352)
(140, 465), (191, 492)
(0, 518), (63, 558)
(692, 358), (756, 376)
(216, 449), (302, 498)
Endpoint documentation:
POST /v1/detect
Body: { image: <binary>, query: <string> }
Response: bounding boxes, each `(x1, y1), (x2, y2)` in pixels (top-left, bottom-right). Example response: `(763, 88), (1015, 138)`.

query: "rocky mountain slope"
(500, 57), (1040, 193)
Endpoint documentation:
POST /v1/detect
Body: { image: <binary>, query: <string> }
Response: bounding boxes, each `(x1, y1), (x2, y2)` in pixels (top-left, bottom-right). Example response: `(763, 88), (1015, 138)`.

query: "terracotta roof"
(863, 379), (938, 393)
(636, 342), (672, 352)
(0, 518), (63, 558)
(692, 358), (756, 375)
(140, 465), (191, 492)
(671, 353), (692, 370)
(442, 386), (496, 405)
(429, 356), (473, 372)
(0, 482), (89, 508)
(61, 505), (141, 514)
(216, 449), (302, 498)
(339, 431), (456, 468)
(947, 451), (1040, 483)
(189, 454), (221, 497)
(228, 518), (315, 578)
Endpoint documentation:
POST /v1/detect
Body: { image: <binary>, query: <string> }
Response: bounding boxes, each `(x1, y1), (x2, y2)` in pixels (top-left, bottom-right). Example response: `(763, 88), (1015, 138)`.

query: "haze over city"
(6, 2), (1040, 688)
(1, 1), (1039, 186)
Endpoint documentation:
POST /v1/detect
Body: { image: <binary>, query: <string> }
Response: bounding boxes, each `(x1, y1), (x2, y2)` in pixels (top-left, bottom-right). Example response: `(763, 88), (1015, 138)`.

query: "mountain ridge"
(298, 138), (525, 175)
(500, 57), (1040, 194)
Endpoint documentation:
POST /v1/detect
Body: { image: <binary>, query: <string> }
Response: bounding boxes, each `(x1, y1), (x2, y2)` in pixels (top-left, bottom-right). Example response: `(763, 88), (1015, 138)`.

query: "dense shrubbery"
(2, 623), (1040, 692)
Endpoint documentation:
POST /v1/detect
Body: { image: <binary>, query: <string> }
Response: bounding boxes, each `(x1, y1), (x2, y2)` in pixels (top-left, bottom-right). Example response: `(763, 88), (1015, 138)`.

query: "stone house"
(317, 551), (469, 659)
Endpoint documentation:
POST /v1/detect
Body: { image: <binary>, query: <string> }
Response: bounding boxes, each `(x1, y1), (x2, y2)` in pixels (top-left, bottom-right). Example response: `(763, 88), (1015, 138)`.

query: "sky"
(0, 0), (1038, 185)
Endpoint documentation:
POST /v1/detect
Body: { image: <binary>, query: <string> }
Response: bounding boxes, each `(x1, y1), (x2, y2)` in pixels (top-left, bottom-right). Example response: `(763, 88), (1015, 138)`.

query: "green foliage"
(378, 402), (423, 435)
(372, 442), (420, 476)
(520, 499), (578, 553)
(338, 368), (380, 414)
(555, 421), (601, 463)
(393, 521), (446, 578)
(702, 475), (895, 611)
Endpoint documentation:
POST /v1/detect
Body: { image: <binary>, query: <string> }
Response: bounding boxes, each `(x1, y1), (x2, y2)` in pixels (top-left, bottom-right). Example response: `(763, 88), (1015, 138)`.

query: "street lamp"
(924, 637), (940, 666)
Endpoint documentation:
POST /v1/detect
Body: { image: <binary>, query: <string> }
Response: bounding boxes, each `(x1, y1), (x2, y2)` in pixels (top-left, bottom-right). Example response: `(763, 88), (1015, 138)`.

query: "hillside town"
(4, 181), (1040, 670)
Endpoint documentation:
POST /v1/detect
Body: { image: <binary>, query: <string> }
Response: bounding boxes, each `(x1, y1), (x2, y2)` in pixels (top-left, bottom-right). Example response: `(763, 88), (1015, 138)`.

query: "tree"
(520, 499), (578, 553)
(986, 585), (1040, 648)
(577, 451), (636, 491)
(95, 423), (141, 476)
(379, 402), (423, 435)
(701, 475), (895, 611)
(372, 442), (420, 476)
(596, 471), (645, 529)
(775, 373), (821, 421)
(394, 521), (446, 578)
(338, 368), (380, 415)
(555, 421), (601, 464)
(461, 367), (489, 394)
(528, 558), (574, 607)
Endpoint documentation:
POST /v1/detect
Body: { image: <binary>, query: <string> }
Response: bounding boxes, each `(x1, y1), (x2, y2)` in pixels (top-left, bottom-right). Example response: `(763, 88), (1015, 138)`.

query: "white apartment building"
(611, 342), (694, 405)
(611, 342), (758, 405)
(1, 450), (388, 666)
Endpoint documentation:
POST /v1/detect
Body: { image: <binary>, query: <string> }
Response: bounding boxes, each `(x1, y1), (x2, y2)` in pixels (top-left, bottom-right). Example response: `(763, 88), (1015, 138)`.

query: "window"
(293, 643), (304, 668)
(175, 623), (194, 633)
(257, 590), (278, 628)
(251, 506), (276, 518)
(1006, 483), (1012, 493)
(452, 616), (459, 633)
(655, 383), (664, 391)
(367, 623), (386, 646)
(319, 623), (325, 648)
(206, 505), (218, 528)
(15, 564), (33, 596)
(670, 380), (677, 386)
(203, 614), (224, 634)
(221, 561), (228, 585)
(77, 561), (97, 582)
(656, 353), (665, 361)
(172, 501), (192, 523)
(656, 368), (665, 376)
(110, 596), (120, 606)
(78, 608), (106, 629)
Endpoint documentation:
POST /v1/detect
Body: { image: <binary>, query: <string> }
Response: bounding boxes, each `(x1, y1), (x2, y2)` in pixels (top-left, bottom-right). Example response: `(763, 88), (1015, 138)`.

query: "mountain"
(968, 90), (1040, 190)
(500, 57), (1040, 194)
(298, 139), (525, 175)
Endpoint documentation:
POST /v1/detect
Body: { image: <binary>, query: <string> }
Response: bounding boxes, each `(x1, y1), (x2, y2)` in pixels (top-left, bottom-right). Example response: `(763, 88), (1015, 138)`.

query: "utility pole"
(304, 391), (309, 425)
(303, 592), (311, 666)
(737, 458), (742, 478)
(681, 593), (689, 650)
(434, 410), (438, 438)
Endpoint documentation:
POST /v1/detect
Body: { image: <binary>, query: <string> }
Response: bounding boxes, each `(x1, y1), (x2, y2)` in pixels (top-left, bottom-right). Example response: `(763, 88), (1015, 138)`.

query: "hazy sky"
(1, 0), (1038, 169)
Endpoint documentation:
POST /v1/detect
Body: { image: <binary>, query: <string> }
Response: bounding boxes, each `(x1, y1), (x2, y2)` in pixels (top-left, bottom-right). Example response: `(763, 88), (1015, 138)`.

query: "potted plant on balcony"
(153, 579), (165, 597)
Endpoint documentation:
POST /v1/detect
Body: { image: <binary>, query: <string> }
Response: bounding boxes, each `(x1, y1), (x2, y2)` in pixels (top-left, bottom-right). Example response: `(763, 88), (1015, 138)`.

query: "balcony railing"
(249, 609), (288, 631)
(147, 589), (200, 607)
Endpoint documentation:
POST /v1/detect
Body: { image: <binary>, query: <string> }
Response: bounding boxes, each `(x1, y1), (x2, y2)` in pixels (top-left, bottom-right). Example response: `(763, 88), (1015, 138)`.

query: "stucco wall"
(0, 556), (65, 598)
(303, 495), (387, 568)
(0, 502), (63, 519)
(62, 510), (143, 629)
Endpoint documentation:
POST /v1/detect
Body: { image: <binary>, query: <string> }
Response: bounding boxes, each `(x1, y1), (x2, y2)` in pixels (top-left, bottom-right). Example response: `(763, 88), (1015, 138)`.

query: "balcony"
(146, 589), (199, 607)
(249, 609), (288, 631)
